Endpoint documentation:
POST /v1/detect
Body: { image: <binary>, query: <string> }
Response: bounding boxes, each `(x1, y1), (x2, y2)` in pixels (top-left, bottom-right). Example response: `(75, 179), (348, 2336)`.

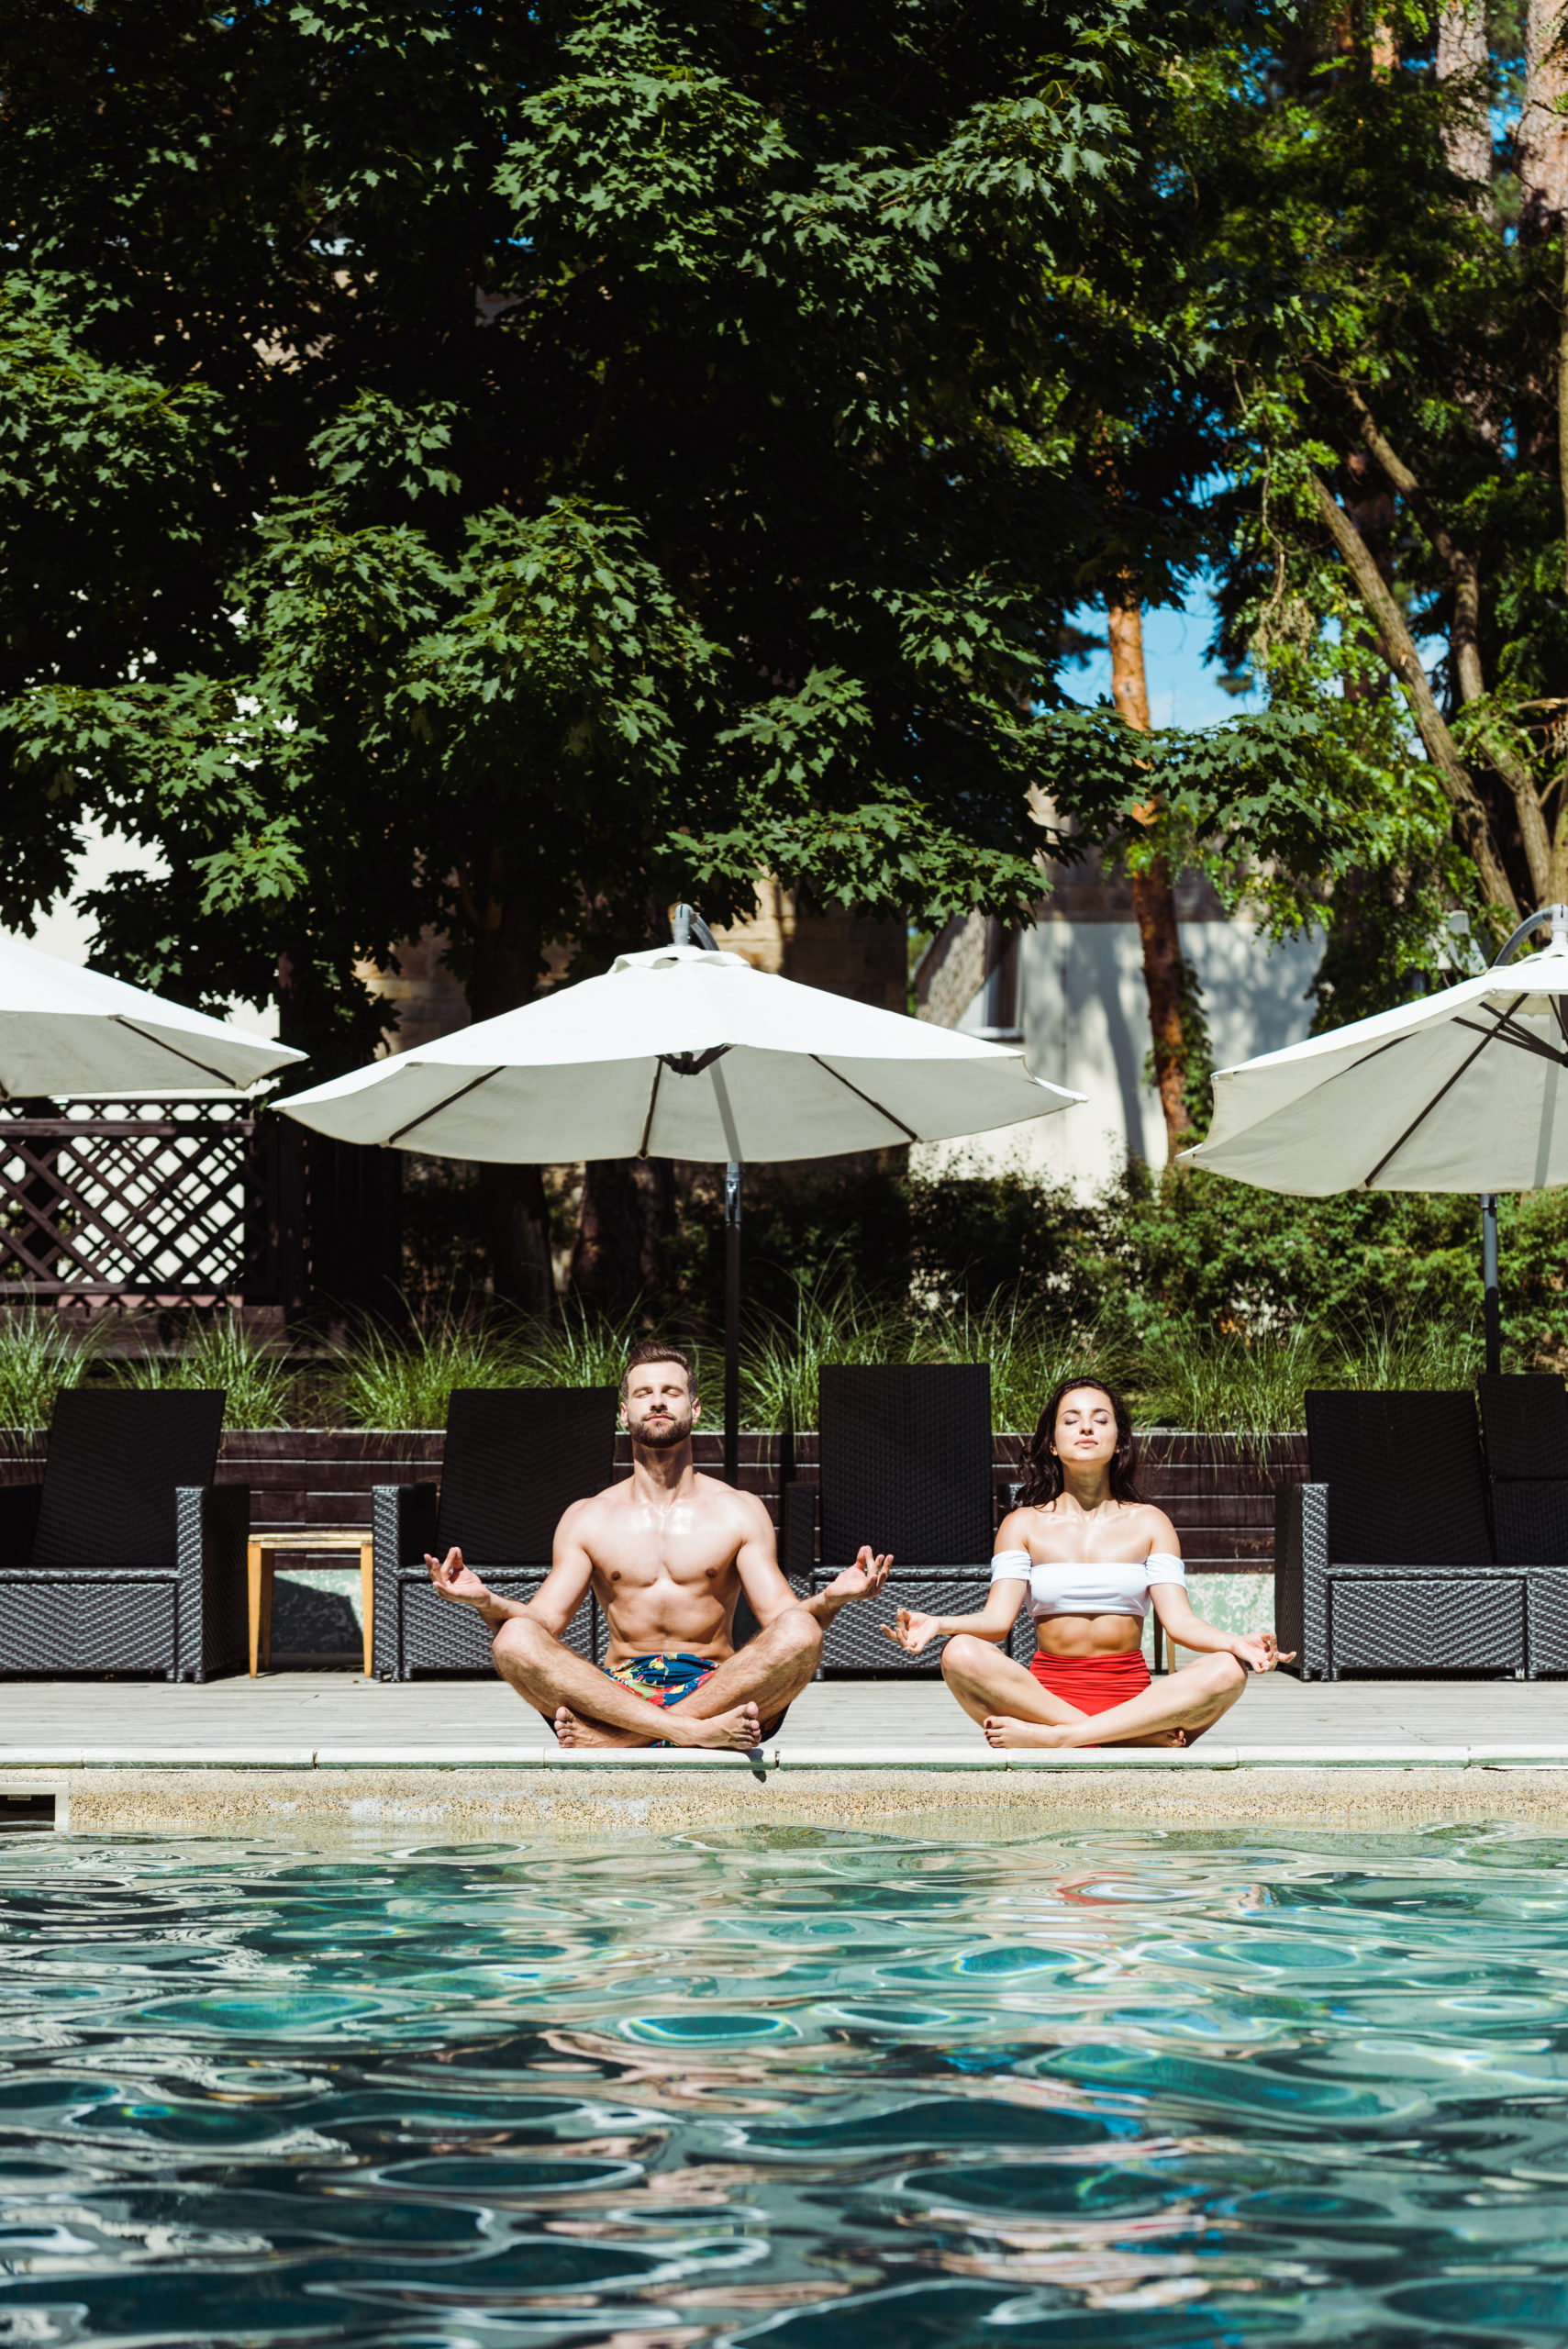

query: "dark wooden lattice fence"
(0, 1100), (399, 1312)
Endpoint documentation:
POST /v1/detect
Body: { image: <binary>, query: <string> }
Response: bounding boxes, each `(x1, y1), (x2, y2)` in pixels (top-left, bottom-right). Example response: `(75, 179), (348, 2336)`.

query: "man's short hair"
(619, 1341), (696, 1402)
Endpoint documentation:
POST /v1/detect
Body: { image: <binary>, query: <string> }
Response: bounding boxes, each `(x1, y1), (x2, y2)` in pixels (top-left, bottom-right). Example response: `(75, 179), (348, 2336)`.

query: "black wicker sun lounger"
(780, 1362), (1029, 1675)
(1476, 1373), (1568, 1676)
(372, 1386), (617, 1677)
(0, 1387), (248, 1681)
(1277, 1387), (1529, 1679)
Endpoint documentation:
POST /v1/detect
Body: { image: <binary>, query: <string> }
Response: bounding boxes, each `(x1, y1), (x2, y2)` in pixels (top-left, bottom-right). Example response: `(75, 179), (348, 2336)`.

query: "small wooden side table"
(248, 1531), (374, 1677)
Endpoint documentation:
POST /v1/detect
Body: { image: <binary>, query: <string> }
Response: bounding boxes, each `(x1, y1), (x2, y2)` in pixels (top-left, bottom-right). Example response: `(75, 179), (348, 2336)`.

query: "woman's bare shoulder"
(995, 1504), (1049, 1552)
(1130, 1501), (1181, 1553)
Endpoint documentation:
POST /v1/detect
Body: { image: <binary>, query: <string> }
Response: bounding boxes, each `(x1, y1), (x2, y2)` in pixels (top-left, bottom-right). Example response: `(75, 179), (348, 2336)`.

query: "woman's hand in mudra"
(1233, 1630), (1296, 1673)
(881, 1607), (941, 1655)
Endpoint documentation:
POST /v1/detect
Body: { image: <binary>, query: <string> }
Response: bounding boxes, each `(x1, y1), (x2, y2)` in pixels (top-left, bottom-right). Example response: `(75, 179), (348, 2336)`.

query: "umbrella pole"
(724, 1160), (742, 1486)
(1482, 1192), (1501, 1377)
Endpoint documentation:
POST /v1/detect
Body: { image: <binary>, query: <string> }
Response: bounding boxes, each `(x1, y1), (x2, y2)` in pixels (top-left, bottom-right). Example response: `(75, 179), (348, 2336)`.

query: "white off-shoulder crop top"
(990, 1548), (1186, 1622)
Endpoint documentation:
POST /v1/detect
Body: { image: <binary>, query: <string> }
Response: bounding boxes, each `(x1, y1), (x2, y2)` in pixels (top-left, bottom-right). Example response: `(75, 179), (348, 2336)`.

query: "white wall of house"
(0, 822), (279, 1040)
(921, 908), (1321, 1196)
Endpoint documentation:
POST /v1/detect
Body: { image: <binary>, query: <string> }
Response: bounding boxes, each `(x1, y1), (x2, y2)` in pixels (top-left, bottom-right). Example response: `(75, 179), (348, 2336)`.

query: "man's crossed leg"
(491, 1605), (823, 1751)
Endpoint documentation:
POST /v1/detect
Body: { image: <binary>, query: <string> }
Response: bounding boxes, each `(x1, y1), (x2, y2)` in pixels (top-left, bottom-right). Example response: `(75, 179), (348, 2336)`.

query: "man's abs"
(591, 1561), (740, 1663)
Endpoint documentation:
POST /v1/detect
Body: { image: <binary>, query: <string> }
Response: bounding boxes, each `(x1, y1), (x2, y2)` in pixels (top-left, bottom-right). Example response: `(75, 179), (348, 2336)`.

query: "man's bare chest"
(586, 1502), (739, 1593)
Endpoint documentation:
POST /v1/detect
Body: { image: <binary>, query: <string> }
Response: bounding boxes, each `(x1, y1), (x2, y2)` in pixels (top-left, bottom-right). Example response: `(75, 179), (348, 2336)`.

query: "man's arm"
(425, 1497), (596, 1638)
(732, 1493), (891, 1628)
(525, 1503), (599, 1639)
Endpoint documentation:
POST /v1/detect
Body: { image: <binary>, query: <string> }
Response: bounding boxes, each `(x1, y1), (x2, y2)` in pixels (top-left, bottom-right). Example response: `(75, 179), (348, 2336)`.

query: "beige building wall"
(709, 881), (906, 1011)
(357, 930), (473, 1057)
(359, 890), (906, 1057)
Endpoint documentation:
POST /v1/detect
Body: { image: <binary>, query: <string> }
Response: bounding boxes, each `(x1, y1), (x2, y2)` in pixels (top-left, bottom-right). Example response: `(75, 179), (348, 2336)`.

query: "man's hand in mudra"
(822, 1547), (894, 1605)
(426, 1547), (493, 1608)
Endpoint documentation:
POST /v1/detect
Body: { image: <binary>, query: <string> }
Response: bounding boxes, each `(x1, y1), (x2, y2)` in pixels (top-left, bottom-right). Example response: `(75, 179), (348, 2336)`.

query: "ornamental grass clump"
(925, 1293), (1128, 1433)
(740, 1269), (917, 1432)
(1329, 1319), (1484, 1393)
(1136, 1320), (1326, 1445)
(328, 1308), (536, 1430)
(0, 1304), (95, 1431)
(117, 1314), (299, 1429)
(517, 1300), (659, 1397)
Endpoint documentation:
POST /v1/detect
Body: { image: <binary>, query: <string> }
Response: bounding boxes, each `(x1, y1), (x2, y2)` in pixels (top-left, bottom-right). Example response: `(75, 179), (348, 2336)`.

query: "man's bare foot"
(553, 1706), (647, 1749)
(980, 1714), (1187, 1750)
(664, 1701), (762, 1753)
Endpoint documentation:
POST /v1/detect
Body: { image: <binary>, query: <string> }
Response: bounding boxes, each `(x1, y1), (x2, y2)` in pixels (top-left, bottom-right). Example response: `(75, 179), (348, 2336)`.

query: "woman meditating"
(884, 1377), (1291, 1747)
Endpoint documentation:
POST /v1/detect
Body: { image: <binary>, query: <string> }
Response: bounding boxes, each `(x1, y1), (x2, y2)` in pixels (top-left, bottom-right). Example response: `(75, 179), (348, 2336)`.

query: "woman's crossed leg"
(940, 1633), (1243, 1750)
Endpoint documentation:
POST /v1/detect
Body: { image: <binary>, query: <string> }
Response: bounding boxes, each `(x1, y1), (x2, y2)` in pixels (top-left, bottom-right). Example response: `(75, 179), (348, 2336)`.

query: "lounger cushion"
(1478, 1373), (1568, 1480)
(1305, 1389), (1491, 1566)
(817, 1364), (993, 1567)
(434, 1387), (616, 1565)
(31, 1389), (225, 1567)
(1493, 1478), (1568, 1564)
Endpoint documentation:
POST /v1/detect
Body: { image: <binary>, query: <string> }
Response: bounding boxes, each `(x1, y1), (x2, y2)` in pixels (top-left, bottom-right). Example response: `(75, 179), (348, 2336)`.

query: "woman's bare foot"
(981, 1714), (1187, 1750)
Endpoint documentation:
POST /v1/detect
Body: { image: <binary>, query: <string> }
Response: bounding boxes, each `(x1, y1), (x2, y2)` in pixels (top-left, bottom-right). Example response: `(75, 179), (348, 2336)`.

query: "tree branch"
(1336, 380), (1490, 696)
(1308, 470), (1518, 912)
(1332, 389), (1551, 892)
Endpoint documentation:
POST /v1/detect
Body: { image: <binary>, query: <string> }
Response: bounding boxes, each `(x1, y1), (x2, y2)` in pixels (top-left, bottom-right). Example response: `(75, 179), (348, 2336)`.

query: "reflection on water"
(0, 1820), (1566, 2343)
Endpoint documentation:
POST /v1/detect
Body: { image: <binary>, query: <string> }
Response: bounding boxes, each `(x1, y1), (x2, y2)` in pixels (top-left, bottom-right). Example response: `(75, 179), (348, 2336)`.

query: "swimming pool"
(0, 1820), (1564, 2345)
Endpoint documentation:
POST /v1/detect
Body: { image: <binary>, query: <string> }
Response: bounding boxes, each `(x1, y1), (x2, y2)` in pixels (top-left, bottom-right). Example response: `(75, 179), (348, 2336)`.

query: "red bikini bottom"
(1029, 1647), (1151, 1716)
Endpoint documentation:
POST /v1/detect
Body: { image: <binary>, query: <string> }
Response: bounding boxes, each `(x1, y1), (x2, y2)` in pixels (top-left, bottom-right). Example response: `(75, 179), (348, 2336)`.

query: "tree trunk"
(570, 1157), (673, 1319)
(469, 905), (554, 1319)
(1437, 2), (1492, 194)
(1107, 593), (1193, 1159)
(1560, 222), (1568, 598)
(1520, 0), (1568, 238)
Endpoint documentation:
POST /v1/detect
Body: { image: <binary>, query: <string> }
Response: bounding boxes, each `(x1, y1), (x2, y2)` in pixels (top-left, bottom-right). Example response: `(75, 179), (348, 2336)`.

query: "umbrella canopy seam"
(1362, 997), (1523, 1187)
(385, 1065), (506, 1149)
(808, 1055), (921, 1144)
(109, 1016), (252, 1091)
(1453, 1010), (1568, 1071)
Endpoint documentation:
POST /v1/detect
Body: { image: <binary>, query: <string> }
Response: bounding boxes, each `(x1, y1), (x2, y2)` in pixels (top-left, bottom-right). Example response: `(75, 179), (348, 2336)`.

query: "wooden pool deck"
(3, 1674), (1566, 1840)
(3, 1669), (1566, 1771)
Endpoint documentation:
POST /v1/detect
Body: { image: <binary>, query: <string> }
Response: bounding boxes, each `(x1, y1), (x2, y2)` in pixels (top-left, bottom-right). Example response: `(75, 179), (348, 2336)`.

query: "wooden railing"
(0, 1102), (399, 1312)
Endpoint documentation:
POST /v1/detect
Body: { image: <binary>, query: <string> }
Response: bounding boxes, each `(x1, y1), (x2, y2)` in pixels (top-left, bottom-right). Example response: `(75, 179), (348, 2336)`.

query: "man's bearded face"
(625, 1369), (696, 1448)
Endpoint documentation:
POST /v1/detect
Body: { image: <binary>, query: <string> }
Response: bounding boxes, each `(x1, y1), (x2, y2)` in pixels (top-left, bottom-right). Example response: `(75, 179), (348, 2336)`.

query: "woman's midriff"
(1031, 1613), (1145, 1660)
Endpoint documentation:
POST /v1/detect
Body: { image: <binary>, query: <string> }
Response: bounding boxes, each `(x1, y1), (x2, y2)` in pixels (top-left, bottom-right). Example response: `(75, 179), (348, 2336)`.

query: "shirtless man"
(426, 1341), (892, 1750)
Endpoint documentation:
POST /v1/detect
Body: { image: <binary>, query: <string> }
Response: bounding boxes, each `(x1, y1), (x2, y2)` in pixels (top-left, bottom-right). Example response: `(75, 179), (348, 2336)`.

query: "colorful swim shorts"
(599, 1651), (719, 1709)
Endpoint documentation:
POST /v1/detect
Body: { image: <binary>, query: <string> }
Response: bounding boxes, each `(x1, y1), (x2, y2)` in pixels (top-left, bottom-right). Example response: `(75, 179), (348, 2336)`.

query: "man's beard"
(635, 1408), (693, 1449)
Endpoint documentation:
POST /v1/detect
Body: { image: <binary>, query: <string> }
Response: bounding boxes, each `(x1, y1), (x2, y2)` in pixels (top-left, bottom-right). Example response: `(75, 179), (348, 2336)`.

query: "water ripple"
(0, 1821), (1566, 2343)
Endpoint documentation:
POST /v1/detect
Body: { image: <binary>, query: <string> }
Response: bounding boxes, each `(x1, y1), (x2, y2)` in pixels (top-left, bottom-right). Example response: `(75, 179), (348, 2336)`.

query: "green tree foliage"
(1186, 0), (1568, 981)
(0, 0), (1241, 1295)
(0, 0), (1212, 1041)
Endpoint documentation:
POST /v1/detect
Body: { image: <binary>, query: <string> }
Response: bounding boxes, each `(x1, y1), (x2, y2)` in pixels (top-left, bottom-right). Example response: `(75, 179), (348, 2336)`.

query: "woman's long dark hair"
(1017, 1376), (1141, 1509)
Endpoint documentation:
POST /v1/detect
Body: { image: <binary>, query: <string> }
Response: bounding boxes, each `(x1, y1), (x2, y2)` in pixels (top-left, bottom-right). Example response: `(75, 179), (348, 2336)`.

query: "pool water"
(1, 1822), (1566, 2346)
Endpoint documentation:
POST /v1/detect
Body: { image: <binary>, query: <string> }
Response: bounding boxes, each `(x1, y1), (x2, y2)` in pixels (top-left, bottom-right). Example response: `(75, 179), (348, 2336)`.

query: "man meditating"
(426, 1342), (891, 1750)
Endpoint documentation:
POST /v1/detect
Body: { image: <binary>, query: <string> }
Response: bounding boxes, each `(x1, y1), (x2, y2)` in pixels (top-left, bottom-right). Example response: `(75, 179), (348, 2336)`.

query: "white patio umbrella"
(0, 934), (306, 1095)
(276, 908), (1082, 1479)
(1180, 904), (1568, 1373)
